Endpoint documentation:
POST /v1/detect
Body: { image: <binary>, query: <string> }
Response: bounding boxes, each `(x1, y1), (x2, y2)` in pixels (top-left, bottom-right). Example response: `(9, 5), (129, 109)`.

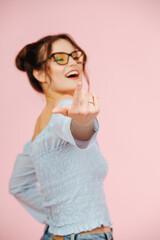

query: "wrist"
(72, 119), (94, 128)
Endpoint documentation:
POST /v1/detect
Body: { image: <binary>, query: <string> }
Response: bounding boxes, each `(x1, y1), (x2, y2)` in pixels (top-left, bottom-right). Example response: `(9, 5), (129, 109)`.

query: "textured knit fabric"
(9, 99), (113, 236)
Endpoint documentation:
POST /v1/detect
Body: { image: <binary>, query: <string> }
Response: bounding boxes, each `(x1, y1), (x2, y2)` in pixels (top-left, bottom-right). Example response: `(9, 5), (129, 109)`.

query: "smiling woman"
(9, 33), (114, 240)
(15, 33), (90, 94)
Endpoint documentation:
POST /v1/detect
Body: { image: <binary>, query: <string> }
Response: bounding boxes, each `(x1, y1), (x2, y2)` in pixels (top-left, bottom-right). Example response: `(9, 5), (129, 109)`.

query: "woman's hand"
(52, 81), (100, 127)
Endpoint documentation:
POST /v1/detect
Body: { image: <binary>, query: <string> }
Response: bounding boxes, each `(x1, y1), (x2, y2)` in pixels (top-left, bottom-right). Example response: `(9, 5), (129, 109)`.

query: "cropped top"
(9, 99), (113, 236)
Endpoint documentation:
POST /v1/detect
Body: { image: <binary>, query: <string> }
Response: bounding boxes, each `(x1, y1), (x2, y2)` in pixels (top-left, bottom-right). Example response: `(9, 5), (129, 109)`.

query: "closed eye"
(56, 59), (63, 61)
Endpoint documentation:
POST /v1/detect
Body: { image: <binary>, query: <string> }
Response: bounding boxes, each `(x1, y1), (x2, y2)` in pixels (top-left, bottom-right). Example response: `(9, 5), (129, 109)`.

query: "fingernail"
(52, 109), (58, 113)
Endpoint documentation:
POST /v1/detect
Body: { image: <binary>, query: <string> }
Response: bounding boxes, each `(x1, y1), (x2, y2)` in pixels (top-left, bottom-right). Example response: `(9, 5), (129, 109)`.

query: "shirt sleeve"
(8, 143), (49, 224)
(50, 99), (100, 150)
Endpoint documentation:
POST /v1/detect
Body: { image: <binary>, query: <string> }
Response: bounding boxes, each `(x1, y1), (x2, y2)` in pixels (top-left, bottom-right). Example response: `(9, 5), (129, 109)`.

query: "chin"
(65, 88), (75, 95)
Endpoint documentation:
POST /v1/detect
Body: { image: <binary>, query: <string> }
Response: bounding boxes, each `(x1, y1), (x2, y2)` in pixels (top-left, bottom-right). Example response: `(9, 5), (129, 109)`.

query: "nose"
(68, 55), (77, 65)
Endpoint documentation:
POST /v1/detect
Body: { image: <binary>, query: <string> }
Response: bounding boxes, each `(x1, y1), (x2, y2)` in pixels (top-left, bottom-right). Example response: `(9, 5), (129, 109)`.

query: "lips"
(65, 69), (79, 77)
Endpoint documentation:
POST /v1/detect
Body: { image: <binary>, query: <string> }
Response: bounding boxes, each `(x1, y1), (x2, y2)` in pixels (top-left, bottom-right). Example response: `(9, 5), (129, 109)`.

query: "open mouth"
(66, 74), (79, 79)
(65, 70), (80, 79)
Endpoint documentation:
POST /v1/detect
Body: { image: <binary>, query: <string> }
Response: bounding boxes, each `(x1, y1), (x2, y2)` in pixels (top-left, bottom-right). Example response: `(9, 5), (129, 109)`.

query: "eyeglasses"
(47, 50), (85, 65)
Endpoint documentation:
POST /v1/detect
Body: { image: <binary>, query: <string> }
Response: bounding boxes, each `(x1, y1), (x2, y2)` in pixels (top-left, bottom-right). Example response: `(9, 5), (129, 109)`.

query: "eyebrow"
(51, 49), (79, 54)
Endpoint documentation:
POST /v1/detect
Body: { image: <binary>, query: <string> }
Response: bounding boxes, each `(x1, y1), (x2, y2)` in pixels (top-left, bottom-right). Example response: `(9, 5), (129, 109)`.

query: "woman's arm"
(51, 82), (100, 149)
(9, 146), (49, 223)
(71, 119), (95, 141)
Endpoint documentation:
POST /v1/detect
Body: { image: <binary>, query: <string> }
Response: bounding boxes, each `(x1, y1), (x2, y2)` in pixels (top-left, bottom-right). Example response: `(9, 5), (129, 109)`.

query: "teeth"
(66, 70), (79, 77)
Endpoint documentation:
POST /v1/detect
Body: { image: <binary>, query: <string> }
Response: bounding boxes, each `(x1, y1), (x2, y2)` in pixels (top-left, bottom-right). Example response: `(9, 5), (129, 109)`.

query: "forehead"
(51, 39), (77, 53)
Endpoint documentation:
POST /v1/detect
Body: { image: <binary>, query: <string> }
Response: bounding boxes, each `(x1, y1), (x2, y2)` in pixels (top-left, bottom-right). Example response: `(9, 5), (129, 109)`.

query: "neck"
(44, 93), (73, 111)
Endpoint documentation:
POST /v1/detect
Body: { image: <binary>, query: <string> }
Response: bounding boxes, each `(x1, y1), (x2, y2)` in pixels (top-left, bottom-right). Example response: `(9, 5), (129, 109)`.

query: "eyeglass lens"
(54, 51), (84, 64)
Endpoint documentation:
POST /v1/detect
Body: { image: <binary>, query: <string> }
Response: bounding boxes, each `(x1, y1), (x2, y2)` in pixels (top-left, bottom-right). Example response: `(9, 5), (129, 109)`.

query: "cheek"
(50, 65), (65, 78)
(79, 65), (83, 73)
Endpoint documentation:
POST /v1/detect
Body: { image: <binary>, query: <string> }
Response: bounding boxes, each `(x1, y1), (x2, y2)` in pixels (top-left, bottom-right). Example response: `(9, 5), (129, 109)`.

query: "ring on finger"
(88, 95), (95, 105)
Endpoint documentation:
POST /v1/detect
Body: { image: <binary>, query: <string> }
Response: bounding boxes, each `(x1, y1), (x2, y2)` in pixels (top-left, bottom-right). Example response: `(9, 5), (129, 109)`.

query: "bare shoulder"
(31, 108), (52, 141)
(31, 96), (73, 141)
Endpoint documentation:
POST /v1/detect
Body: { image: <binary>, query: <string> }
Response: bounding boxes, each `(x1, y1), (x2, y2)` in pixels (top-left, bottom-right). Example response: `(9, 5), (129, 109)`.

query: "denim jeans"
(40, 225), (114, 240)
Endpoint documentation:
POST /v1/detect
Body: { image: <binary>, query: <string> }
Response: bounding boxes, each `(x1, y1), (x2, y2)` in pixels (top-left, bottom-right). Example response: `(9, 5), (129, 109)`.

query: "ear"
(33, 69), (46, 83)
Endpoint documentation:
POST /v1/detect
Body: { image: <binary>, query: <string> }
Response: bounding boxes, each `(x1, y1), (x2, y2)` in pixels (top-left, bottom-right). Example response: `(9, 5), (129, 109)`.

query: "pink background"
(1, 0), (160, 239)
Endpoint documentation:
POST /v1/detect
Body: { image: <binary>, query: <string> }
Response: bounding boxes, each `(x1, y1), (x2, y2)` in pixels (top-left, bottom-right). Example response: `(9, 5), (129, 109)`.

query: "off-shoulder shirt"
(9, 99), (113, 236)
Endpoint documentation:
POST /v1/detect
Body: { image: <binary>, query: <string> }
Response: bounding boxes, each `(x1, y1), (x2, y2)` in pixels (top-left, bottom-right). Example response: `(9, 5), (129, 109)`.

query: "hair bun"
(15, 46), (28, 71)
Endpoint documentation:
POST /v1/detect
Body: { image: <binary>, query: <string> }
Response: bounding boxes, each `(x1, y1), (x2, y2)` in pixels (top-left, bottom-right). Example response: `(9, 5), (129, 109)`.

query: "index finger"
(72, 81), (82, 108)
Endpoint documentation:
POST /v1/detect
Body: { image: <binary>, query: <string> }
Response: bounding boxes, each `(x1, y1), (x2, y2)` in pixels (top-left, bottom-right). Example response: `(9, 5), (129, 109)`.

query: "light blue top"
(9, 99), (113, 236)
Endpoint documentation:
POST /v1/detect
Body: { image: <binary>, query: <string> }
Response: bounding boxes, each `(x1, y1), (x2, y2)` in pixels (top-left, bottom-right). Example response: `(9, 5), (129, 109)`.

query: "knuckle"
(81, 110), (88, 115)
(88, 109), (94, 115)
(94, 108), (100, 114)
(72, 110), (80, 115)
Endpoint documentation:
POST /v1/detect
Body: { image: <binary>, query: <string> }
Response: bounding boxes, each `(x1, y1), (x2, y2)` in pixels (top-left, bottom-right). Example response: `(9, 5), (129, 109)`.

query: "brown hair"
(15, 33), (90, 93)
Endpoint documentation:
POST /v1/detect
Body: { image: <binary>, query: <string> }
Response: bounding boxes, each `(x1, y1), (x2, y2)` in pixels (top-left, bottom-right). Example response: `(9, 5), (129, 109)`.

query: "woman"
(9, 33), (114, 240)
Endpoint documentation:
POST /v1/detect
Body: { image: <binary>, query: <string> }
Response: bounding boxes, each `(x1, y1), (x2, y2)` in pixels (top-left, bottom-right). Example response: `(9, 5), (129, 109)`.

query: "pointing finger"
(52, 106), (69, 117)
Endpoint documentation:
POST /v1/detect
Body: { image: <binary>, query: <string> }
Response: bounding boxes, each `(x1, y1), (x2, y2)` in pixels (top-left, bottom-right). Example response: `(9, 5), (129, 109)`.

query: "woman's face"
(45, 38), (83, 96)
